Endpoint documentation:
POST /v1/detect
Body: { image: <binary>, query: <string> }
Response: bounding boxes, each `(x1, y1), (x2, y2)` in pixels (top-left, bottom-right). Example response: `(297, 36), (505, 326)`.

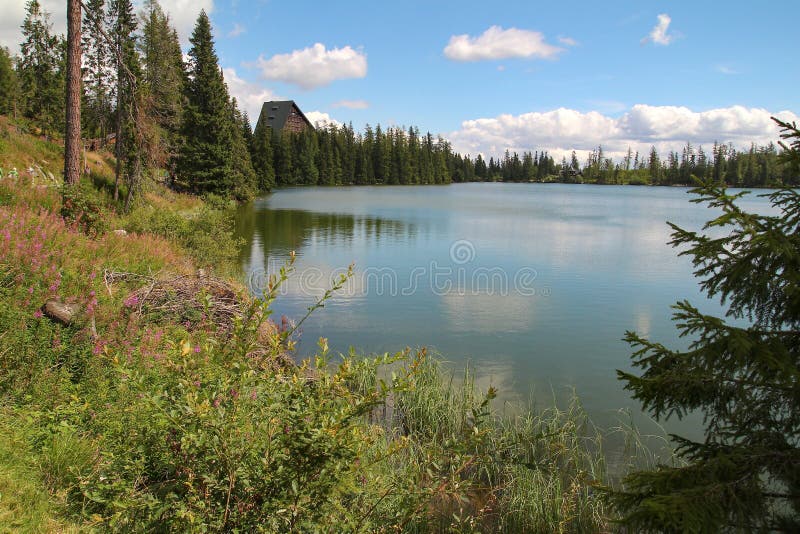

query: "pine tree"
(64, 0), (82, 185)
(610, 118), (800, 532)
(18, 0), (64, 135)
(177, 10), (234, 195)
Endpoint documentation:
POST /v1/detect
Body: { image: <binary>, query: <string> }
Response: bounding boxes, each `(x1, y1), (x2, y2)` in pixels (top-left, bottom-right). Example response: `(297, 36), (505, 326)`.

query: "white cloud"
(715, 64), (738, 75)
(642, 13), (675, 46)
(448, 105), (799, 162)
(157, 0), (214, 44)
(256, 43), (367, 90)
(0, 0), (65, 54)
(558, 36), (578, 47)
(0, 0), (213, 53)
(223, 67), (281, 124)
(332, 99), (369, 110)
(227, 22), (245, 38)
(444, 25), (562, 62)
(305, 111), (341, 128)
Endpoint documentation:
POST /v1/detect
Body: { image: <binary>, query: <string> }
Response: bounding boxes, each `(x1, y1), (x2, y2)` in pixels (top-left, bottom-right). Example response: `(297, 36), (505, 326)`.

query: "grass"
(0, 414), (86, 533)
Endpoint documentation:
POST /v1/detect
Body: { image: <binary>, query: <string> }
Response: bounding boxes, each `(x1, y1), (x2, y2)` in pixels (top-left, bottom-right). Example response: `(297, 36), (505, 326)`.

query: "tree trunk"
(64, 0), (81, 185)
(114, 96), (122, 201)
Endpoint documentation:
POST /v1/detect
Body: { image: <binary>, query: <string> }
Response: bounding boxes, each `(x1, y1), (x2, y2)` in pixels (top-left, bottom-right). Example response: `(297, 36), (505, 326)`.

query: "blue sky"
(2, 0), (798, 159)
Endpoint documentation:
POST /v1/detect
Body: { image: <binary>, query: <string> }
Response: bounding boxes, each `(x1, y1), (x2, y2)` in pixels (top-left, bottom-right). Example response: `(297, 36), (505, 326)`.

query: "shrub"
(60, 180), (109, 237)
(124, 204), (242, 269)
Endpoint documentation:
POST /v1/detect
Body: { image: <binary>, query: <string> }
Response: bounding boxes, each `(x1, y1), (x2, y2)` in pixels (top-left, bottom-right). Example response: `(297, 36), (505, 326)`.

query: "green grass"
(0, 415), (85, 533)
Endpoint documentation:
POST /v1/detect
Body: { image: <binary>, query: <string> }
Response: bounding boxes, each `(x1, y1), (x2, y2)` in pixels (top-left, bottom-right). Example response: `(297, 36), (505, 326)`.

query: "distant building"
(255, 100), (314, 135)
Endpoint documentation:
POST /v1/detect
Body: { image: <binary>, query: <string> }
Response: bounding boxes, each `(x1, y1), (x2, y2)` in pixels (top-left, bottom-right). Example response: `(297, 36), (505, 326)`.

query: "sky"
(1, 0), (799, 161)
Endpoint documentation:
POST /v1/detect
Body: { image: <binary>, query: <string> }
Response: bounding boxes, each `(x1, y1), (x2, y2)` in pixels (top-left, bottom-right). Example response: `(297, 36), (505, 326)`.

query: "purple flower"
(33, 309), (43, 319)
(194, 345), (201, 353)
(123, 294), (139, 308)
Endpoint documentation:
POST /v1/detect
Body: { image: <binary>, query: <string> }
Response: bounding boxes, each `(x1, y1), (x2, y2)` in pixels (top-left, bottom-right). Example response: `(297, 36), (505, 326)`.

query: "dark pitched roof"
(256, 100), (314, 132)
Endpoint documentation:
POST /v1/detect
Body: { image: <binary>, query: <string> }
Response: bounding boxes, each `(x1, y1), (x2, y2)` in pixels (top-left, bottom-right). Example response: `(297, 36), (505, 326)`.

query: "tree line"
(0, 0), (795, 205)
(256, 127), (795, 188)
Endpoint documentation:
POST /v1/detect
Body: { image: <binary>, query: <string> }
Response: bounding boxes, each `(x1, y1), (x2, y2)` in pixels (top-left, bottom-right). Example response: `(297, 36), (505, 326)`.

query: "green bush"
(124, 204), (242, 269)
(60, 180), (109, 237)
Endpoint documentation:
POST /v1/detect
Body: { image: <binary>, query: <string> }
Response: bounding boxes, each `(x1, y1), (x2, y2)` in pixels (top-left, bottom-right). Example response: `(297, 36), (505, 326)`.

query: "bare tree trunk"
(114, 96), (122, 201)
(64, 0), (81, 185)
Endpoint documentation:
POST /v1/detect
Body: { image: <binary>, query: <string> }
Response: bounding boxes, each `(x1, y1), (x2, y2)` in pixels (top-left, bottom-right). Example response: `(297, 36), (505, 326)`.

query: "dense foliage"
(258, 125), (796, 188)
(610, 118), (800, 531)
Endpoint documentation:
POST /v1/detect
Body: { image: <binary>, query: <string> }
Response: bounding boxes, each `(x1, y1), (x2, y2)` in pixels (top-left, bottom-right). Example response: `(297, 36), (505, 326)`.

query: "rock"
(113, 229), (128, 236)
(43, 299), (76, 325)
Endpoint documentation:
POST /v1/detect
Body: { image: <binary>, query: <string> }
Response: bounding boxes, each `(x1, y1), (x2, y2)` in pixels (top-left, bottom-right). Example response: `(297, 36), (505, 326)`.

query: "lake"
(235, 183), (775, 444)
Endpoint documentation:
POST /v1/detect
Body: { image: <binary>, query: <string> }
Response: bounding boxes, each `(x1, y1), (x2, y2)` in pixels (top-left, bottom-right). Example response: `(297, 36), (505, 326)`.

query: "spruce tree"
(18, 0), (63, 135)
(0, 47), (17, 116)
(251, 119), (275, 191)
(177, 10), (234, 195)
(228, 98), (256, 199)
(140, 0), (185, 170)
(108, 0), (141, 201)
(610, 118), (800, 531)
(81, 0), (112, 139)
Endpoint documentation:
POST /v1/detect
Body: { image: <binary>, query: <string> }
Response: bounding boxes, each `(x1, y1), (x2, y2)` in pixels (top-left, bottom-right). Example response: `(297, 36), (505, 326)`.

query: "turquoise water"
(235, 183), (775, 439)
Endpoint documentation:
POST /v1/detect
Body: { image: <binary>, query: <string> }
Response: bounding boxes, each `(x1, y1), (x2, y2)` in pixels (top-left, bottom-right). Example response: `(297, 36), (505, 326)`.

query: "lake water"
(235, 183), (775, 443)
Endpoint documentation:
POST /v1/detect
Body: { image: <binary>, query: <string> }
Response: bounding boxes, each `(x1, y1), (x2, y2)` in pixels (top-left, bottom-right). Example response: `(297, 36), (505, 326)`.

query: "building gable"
(256, 100), (314, 135)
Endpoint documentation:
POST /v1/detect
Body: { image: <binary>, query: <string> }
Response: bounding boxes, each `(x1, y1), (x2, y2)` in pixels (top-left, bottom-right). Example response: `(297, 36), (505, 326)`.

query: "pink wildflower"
(123, 294), (139, 308)
(33, 309), (43, 319)
(194, 345), (201, 353)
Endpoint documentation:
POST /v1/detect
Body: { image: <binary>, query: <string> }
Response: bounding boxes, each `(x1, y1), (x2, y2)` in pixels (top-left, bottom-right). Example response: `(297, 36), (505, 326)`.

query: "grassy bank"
(0, 119), (657, 532)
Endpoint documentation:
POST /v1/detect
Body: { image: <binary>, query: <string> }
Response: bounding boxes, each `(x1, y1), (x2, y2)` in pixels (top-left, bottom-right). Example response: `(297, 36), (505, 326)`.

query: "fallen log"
(42, 299), (76, 325)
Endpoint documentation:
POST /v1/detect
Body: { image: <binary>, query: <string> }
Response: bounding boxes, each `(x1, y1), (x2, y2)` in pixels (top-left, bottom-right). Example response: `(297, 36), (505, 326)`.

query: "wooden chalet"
(255, 100), (314, 135)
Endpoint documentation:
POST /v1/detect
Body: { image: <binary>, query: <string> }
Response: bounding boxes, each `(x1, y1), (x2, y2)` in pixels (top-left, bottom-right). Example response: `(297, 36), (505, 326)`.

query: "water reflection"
(234, 183), (776, 443)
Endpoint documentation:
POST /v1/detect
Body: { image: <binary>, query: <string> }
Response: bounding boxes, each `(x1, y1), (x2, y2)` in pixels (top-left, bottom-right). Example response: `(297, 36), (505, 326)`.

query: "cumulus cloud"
(256, 43), (367, 90)
(332, 99), (369, 110)
(448, 105), (799, 162)
(0, 0), (64, 54)
(444, 26), (562, 62)
(157, 0), (214, 44)
(0, 0), (212, 52)
(305, 111), (342, 128)
(642, 13), (675, 46)
(227, 22), (245, 38)
(223, 67), (281, 124)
